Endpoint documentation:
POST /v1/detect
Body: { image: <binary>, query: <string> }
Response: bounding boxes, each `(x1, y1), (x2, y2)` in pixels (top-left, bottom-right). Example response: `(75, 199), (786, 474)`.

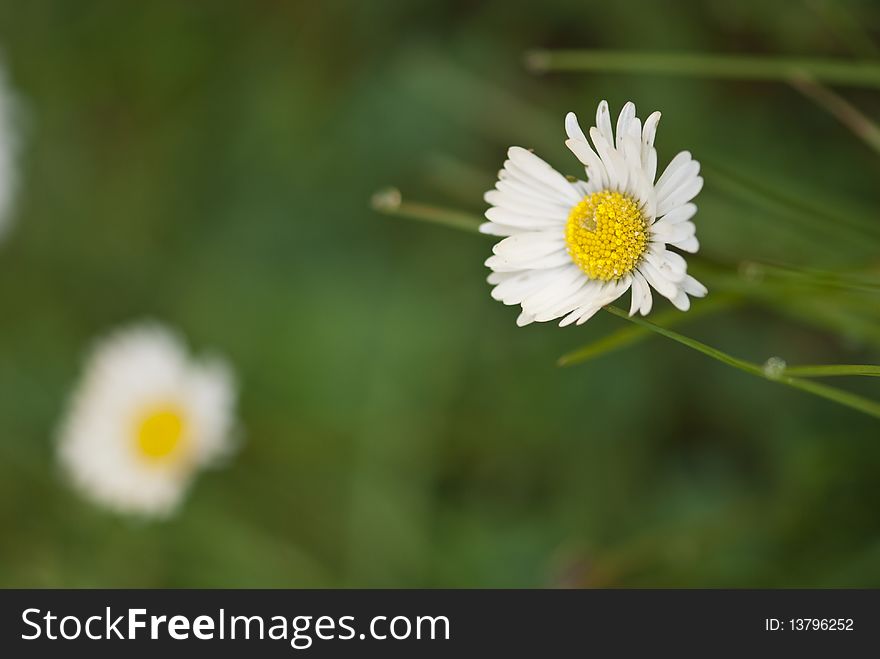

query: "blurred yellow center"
(135, 406), (187, 461)
(564, 190), (648, 281)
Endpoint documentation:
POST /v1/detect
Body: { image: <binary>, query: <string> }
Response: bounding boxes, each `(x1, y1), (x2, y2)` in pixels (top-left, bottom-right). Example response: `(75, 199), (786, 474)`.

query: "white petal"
(643, 149), (658, 187)
(655, 159), (700, 201)
(615, 101), (636, 151)
(516, 311), (536, 327)
(628, 158), (656, 219)
(533, 282), (593, 322)
(670, 289), (691, 311)
(659, 248), (687, 275)
(671, 235), (700, 253)
(491, 266), (571, 305)
(571, 178), (601, 197)
(479, 222), (522, 236)
(633, 271), (653, 315)
(494, 179), (572, 212)
(657, 203), (696, 225)
(656, 176), (703, 217)
(595, 100), (613, 146)
(487, 271), (514, 285)
(565, 111), (588, 143)
(638, 261), (679, 300)
(590, 126), (628, 191)
(683, 274), (708, 297)
(575, 307), (604, 325)
(484, 189), (569, 218)
(629, 271), (647, 316)
(523, 270), (589, 319)
(500, 161), (571, 205)
(557, 282), (606, 326)
(559, 307), (583, 327)
(485, 249), (571, 272)
(641, 111), (661, 182)
(575, 278), (631, 325)
(508, 147), (581, 203)
(621, 129), (642, 169)
(627, 116), (642, 143)
(492, 231), (564, 258)
(531, 288), (588, 321)
(644, 247), (686, 282)
(485, 206), (563, 229)
(651, 220), (696, 244)
(565, 138), (608, 190)
(655, 151), (692, 190)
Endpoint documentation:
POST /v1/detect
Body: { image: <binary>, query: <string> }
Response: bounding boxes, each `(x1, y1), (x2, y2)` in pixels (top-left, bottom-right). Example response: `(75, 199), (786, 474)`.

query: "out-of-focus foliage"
(0, 0), (878, 587)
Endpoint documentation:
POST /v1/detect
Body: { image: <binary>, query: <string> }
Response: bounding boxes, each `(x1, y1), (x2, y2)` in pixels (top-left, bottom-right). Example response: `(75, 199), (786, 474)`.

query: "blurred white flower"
(58, 322), (239, 518)
(482, 100), (707, 327)
(0, 58), (20, 242)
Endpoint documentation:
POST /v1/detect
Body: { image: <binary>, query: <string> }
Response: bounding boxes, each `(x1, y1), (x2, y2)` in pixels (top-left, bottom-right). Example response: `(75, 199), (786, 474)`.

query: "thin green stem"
(558, 295), (738, 367)
(602, 306), (880, 419)
(525, 50), (880, 88)
(783, 365), (880, 378)
(371, 187), (484, 234)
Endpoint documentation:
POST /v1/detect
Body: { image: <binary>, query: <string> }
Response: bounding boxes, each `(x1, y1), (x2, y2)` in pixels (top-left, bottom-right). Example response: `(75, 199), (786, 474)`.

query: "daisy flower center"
(564, 190), (648, 281)
(135, 405), (188, 462)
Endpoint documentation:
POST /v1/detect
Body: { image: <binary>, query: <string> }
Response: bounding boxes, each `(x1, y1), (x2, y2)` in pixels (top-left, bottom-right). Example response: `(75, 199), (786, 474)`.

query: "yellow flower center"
(135, 405), (188, 462)
(564, 190), (648, 281)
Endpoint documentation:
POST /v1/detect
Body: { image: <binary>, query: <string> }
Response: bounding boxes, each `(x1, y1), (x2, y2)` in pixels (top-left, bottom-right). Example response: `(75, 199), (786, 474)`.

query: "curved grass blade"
(558, 295), (738, 367)
(602, 305), (880, 420)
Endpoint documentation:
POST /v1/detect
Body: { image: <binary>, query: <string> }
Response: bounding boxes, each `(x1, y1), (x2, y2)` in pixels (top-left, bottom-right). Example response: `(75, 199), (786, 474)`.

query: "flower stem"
(783, 365), (880, 378)
(558, 295), (738, 367)
(602, 305), (880, 420)
(371, 187), (484, 234)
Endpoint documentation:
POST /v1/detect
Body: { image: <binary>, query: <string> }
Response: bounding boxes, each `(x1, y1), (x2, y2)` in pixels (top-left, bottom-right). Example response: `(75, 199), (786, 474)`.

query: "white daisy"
(0, 58), (20, 242)
(482, 100), (707, 327)
(57, 322), (238, 518)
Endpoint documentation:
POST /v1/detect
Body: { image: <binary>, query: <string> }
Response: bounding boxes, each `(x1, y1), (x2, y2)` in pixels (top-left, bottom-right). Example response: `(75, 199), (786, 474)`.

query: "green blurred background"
(1, 0), (879, 587)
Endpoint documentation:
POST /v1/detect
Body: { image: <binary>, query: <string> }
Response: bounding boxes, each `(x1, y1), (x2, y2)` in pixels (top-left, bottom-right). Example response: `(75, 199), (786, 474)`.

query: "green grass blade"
(371, 187), (484, 234)
(602, 305), (880, 420)
(558, 295), (737, 367)
(558, 323), (653, 367)
(783, 364), (880, 377)
(525, 50), (880, 88)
